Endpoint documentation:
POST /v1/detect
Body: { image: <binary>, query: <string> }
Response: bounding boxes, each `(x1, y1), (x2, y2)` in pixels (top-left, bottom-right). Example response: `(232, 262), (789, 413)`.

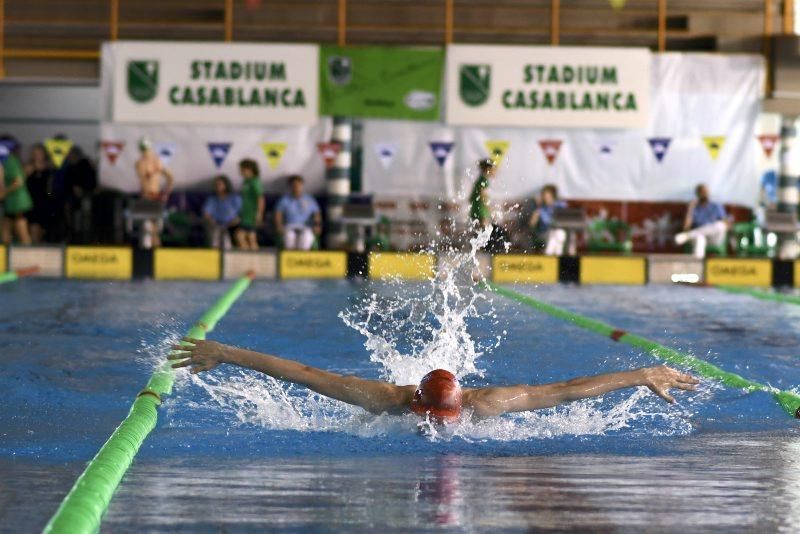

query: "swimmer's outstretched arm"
(464, 366), (698, 417)
(168, 338), (416, 415)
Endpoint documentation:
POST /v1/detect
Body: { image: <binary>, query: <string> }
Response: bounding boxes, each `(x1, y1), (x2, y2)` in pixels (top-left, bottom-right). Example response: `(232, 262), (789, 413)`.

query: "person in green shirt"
(469, 158), (497, 228)
(234, 158), (265, 250)
(1, 147), (33, 245)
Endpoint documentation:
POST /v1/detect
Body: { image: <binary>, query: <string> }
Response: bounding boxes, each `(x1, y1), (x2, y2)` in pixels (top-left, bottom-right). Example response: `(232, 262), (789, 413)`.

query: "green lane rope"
(714, 284), (800, 306)
(44, 273), (254, 534)
(488, 283), (800, 418)
(0, 266), (39, 285)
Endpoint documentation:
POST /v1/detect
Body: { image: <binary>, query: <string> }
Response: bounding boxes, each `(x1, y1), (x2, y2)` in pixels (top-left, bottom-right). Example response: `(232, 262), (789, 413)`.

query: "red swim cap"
(410, 369), (462, 422)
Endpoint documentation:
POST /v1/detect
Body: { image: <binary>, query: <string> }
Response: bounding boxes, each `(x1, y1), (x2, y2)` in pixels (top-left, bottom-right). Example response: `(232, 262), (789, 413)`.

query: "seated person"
(203, 175), (241, 249)
(675, 184), (730, 258)
(529, 184), (567, 256)
(275, 175), (321, 250)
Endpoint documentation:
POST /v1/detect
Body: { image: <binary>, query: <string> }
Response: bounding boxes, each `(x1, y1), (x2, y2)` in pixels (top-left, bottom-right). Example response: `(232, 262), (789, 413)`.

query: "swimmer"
(169, 338), (699, 422)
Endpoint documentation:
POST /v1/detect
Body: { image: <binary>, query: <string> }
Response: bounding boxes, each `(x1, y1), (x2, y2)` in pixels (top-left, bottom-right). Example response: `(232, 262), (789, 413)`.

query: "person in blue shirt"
(529, 184), (568, 255)
(675, 184), (731, 258)
(274, 175), (321, 250)
(203, 174), (241, 249)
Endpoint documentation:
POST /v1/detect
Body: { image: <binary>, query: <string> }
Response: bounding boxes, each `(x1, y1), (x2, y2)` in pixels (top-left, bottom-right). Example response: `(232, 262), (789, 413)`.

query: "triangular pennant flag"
(485, 140), (510, 165)
(207, 142), (232, 169)
(429, 141), (454, 167)
(0, 140), (16, 164)
(757, 134), (779, 157)
(154, 141), (177, 166)
(101, 141), (125, 165)
(538, 139), (562, 165)
(609, 0), (626, 9)
(261, 142), (288, 170)
(317, 142), (341, 169)
(702, 136), (726, 161)
(598, 141), (615, 156)
(648, 137), (671, 163)
(44, 138), (73, 168)
(374, 142), (397, 170)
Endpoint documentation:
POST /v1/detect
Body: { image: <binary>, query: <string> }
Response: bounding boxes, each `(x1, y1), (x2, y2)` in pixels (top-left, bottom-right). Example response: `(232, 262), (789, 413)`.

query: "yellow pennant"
(702, 136), (726, 161)
(44, 138), (73, 168)
(609, 0), (626, 10)
(485, 140), (510, 165)
(261, 142), (287, 170)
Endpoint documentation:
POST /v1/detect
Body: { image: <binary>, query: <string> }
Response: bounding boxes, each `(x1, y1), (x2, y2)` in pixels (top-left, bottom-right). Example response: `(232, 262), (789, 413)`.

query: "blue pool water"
(1, 278), (799, 531)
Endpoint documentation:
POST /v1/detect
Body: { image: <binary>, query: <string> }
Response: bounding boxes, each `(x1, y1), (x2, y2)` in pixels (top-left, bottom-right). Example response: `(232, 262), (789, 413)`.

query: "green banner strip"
(44, 273), (254, 534)
(714, 284), (800, 306)
(488, 283), (800, 418)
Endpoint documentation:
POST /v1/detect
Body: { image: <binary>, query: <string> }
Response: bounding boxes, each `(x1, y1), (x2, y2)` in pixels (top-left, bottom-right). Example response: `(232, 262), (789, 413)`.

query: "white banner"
(99, 120), (333, 193)
(446, 44), (651, 129)
(366, 53), (764, 208)
(104, 41), (318, 125)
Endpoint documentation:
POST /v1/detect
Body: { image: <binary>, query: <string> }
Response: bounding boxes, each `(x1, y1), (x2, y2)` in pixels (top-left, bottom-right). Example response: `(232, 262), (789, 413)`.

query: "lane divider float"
(713, 284), (800, 306)
(0, 265), (39, 284)
(44, 271), (255, 534)
(487, 282), (800, 418)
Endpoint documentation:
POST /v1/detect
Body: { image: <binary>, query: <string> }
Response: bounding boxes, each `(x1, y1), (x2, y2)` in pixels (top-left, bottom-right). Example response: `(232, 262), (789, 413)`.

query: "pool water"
(1, 277), (799, 531)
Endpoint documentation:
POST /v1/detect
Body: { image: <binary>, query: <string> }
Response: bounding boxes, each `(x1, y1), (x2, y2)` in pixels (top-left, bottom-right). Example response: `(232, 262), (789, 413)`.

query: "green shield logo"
(459, 64), (491, 107)
(327, 56), (352, 86)
(127, 60), (159, 103)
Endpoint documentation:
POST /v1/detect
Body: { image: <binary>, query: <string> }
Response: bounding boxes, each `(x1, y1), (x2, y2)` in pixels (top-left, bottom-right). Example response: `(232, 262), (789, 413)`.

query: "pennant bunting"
(374, 142), (397, 170)
(44, 138), (73, 168)
(154, 141), (177, 166)
(261, 142), (288, 170)
(101, 141), (125, 165)
(207, 142), (232, 169)
(484, 140), (510, 165)
(538, 139), (562, 165)
(647, 137), (671, 163)
(317, 142), (341, 169)
(598, 141), (615, 156)
(702, 136), (726, 161)
(757, 134), (779, 157)
(0, 140), (16, 164)
(429, 141), (454, 167)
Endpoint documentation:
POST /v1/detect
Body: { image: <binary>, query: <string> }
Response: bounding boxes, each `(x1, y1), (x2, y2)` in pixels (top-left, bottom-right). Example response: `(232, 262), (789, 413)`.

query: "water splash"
(339, 225), (495, 385)
(168, 224), (695, 441)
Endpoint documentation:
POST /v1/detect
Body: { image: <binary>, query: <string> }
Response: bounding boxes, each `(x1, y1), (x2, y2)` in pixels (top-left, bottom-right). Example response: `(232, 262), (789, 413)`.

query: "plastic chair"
(732, 221), (771, 257)
(587, 219), (633, 254)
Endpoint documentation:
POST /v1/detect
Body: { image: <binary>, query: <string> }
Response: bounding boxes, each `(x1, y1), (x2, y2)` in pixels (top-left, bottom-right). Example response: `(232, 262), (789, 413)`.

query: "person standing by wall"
(135, 138), (174, 249)
(0, 137), (32, 245)
(25, 143), (63, 243)
(235, 159), (264, 250)
(274, 175), (321, 250)
(468, 158), (497, 230)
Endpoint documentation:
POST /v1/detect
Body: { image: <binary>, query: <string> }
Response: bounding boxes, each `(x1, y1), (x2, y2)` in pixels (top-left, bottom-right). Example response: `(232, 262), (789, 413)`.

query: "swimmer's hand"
(168, 337), (228, 374)
(637, 365), (699, 404)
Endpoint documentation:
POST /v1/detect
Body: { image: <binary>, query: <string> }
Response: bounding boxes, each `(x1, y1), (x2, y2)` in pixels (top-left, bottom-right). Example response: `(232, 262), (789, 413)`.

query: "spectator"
(234, 159), (264, 250)
(203, 174), (241, 249)
(0, 137), (32, 245)
(62, 145), (97, 243)
(135, 138), (174, 248)
(275, 175), (321, 250)
(675, 184), (730, 258)
(26, 143), (64, 243)
(529, 184), (567, 256)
